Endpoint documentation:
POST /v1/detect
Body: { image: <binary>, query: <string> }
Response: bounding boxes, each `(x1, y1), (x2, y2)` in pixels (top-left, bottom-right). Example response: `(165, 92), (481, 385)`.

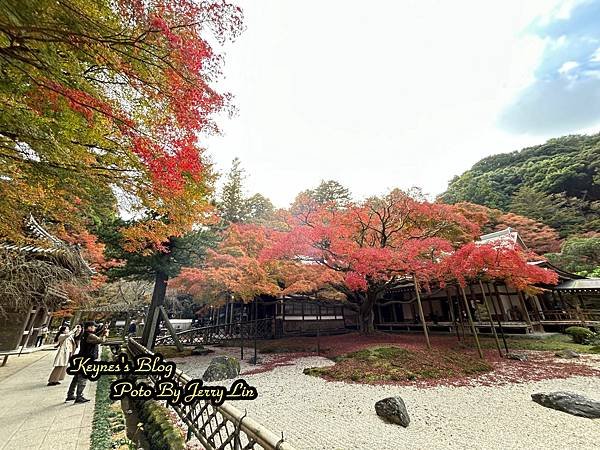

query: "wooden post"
(19, 306), (40, 355)
(253, 300), (258, 364)
(159, 307), (184, 352)
(240, 318), (244, 360)
(460, 286), (484, 359)
(317, 304), (321, 355)
(488, 283), (509, 354)
(413, 274), (431, 349)
(577, 294), (586, 325)
(446, 288), (460, 341)
(479, 281), (502, 357)
(517, 291), (533, 329)
(122, 312), (130, 339)
(455, 286), (466, 340)
(146, 304), (161, 351)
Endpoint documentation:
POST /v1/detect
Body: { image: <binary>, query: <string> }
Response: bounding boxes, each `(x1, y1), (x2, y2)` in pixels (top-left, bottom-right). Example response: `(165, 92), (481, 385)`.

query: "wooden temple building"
(0, 216), (93, 351)
(197, 228), (600, 337)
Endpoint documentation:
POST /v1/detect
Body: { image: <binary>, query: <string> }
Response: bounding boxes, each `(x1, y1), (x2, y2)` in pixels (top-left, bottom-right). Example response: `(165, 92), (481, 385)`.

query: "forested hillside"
(440, 134), (600, 276)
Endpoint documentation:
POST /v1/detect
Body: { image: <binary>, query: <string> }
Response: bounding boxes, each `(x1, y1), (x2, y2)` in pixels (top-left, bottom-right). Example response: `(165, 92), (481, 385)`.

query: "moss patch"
(153, 346), (194, 359)
(304, 346), (492, 383)
(134, 399), (185, 450)
(91, 350), (135, 450)
(480, 334), (600, 354)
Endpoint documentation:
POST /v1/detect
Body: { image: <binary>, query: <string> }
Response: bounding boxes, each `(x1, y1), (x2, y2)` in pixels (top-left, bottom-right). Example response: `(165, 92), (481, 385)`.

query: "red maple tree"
(438, 242), (558, 292)
(171, 223), (343, 305)
(261, 189), (481, 334)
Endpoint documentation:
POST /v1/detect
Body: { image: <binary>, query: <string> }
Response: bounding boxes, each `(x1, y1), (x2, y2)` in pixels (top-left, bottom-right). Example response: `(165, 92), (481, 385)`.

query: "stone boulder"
(507, 353), (528, 361)
(531, 392), (600, 419)
(191, 345), (213, 356)
(247, 356), (262, 364)
(375, 397), (410, 427)
(554, 350), (580, 359)
(202, 356), (240, 382)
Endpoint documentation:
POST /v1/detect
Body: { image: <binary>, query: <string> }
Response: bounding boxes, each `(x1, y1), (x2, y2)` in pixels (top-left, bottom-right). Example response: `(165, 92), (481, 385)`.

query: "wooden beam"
(517, 291), (533, 328)
(460, 286), (484, 359)
(488, 282), (509, 354)
(446, 288), (460, 341)
(479, 281), (502, 357)
(413, 274), (431, 349)
(159, 306), (184, 352)
(145, 305), (161, 351)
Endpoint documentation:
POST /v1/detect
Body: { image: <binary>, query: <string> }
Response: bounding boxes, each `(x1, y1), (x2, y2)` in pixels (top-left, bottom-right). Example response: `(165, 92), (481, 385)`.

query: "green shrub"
(565, 326), (596, 344)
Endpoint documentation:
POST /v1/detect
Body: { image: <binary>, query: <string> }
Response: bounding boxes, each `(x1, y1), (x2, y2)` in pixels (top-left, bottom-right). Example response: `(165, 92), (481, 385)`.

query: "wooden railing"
(155, 318), (274, 347)
(125, 338), (294, 450)
(527, 309), (600, 323)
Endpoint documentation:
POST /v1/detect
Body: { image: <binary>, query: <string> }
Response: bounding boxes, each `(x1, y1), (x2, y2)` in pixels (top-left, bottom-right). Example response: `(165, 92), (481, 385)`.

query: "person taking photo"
(65, 321), (109, 403)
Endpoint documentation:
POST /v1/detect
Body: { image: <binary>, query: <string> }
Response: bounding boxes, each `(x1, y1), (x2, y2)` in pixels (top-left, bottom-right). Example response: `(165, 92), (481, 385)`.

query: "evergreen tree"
(219, 158), (250, 223)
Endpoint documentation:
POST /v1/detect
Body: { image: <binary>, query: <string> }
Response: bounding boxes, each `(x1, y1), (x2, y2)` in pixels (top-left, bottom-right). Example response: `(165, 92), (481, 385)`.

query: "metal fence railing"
(125, 338), (294, 450)
(155, 318), (274, 347)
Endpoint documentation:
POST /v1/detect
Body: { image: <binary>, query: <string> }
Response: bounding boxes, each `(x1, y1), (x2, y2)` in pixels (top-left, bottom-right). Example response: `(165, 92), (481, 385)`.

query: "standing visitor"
(65, 321), (109, 403)
(47, 325), (81, 386)
(36, 324), (49, 347)
(127, 319), (137, 337)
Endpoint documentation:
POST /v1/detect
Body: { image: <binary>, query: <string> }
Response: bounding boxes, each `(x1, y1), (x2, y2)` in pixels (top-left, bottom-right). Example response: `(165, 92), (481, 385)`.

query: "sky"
(204, 0), (600, 208)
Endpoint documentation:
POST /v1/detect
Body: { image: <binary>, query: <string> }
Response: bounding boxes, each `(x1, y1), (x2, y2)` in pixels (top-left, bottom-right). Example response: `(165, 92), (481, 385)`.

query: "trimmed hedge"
(565, 326), (596, 344)
(132, 398), (185, 450)
(91, 349), (135, 450)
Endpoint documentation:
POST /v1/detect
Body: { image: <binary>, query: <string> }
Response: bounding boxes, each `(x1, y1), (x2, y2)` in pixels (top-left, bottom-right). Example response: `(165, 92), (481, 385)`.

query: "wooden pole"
(488, 283), (509, 354)
(446, 288), (460, 341)
(517, 291), (532, 325)
(460, 286), (484, 359)
(146, 304), (161, 351)
(479, 281), (502, 357)
(253, 300), (258, 364)
(19, 306), (40, 355)
(122, 311), (130, 339)
(455, 286), (466, 340)
(316, 304), (321, 355)
(159, 307), (184, 352)
(413, 274), (431, 349)
(240, 318), (244, 360)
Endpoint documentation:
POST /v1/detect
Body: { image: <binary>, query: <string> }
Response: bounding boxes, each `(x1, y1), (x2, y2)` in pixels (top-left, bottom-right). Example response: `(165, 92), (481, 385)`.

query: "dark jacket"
(79, 331), (106, 360)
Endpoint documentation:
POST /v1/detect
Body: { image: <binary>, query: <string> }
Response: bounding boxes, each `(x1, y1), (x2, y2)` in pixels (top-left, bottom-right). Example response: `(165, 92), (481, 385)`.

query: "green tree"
(441, 134), (600, 238)
(246, 193), (275, 223)
(509, 187), (590, 237)
(0, 0), (243, 243)
(546, 236), (600, 275)
(99, 218), (219, 346)
(311, 180), (352, 206)
(218, 158), (275, 224)
(219, 158), (250, 223)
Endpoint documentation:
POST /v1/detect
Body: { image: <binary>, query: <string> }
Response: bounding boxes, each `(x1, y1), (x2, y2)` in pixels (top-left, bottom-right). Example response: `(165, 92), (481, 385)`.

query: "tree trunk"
(358, 290), (377, 335)
(142, 269), (169, 348)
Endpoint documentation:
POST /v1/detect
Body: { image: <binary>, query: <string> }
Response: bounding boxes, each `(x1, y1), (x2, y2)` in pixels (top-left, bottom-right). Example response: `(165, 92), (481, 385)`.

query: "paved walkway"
(0, 350), (96, 450)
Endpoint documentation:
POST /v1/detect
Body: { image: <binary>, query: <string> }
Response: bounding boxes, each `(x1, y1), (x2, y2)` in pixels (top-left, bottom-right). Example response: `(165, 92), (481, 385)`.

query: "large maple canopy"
(171, 223), (343, 304)
(172, 189), (558, 335)
(262, 189), (480, 292)
(0, 0), (243, 246)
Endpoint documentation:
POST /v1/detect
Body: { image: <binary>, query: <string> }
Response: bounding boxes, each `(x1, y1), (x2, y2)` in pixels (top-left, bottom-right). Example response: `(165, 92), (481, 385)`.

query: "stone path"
(0, 350), (96, 450)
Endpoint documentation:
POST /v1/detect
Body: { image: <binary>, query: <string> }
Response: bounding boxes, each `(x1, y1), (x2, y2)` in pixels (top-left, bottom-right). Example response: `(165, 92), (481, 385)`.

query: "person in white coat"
(47, 324), (81, 386)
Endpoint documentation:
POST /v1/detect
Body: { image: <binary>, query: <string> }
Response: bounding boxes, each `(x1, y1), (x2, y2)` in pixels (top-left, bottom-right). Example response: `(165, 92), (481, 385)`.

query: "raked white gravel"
(172, 352), (600, 450)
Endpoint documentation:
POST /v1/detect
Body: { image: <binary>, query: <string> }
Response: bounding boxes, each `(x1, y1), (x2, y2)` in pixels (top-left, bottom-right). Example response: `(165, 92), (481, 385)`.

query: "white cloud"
(591, 46), (600, 62)
(204, 0), (600, 208)
(558, 60), (580, 74)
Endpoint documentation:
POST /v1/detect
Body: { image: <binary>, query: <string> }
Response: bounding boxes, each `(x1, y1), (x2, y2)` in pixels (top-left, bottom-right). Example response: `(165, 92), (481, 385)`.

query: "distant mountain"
(440, 134), (600, 237)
